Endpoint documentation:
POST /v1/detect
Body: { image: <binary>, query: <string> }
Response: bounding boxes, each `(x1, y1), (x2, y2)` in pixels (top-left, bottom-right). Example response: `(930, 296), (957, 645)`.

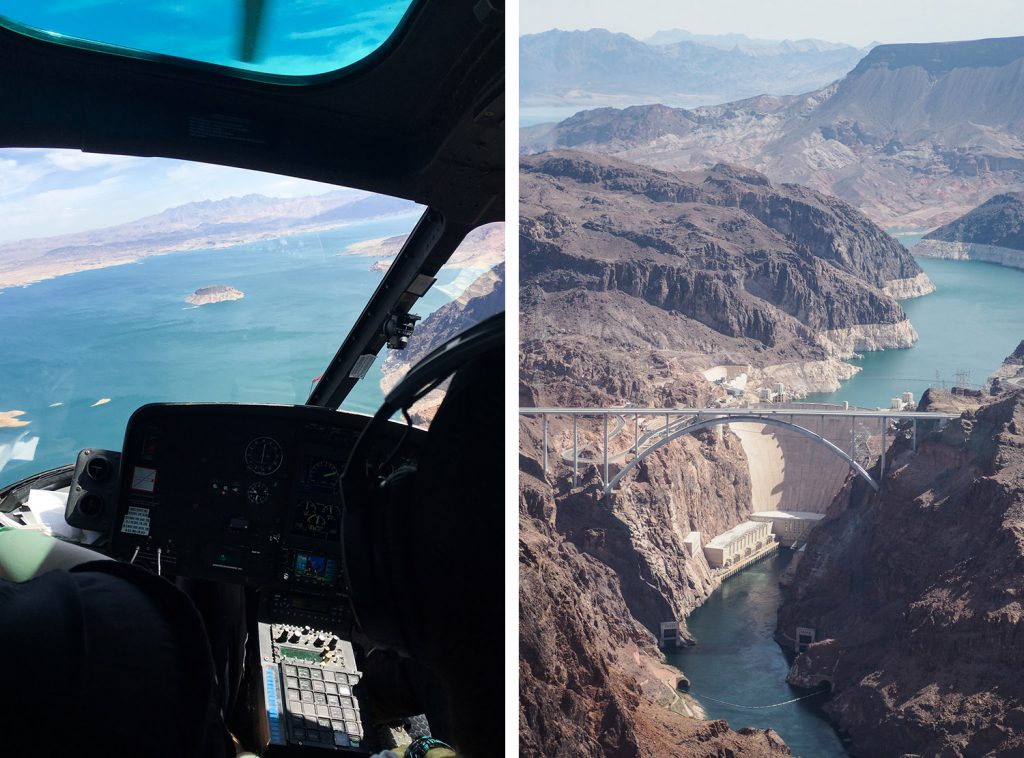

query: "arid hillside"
(523, 36), (1024, 229)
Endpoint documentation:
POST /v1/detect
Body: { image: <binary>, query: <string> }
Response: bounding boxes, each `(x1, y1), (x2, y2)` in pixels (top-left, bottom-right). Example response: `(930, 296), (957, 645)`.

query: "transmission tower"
(953, 368), (972, 395)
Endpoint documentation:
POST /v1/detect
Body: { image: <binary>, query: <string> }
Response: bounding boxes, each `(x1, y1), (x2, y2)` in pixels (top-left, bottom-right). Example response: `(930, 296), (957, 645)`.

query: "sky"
(0, 0), (413, 76)
(519, 0), (1024, 48)
(0, 149), (345, 243)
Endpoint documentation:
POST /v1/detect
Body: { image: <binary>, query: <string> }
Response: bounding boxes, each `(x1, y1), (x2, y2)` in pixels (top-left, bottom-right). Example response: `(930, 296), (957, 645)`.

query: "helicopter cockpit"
(0, 1), (503, 756)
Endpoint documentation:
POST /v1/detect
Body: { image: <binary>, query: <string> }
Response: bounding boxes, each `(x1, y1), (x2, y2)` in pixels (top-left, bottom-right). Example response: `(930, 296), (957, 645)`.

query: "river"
(666, 551), (848, 757)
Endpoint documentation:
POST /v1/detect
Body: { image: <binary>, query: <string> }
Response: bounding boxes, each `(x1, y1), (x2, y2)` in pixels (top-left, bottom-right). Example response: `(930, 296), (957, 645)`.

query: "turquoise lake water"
(667, 552), (847, 758)
(0, 213), (472, 488)
(808, 239), (1024, 408)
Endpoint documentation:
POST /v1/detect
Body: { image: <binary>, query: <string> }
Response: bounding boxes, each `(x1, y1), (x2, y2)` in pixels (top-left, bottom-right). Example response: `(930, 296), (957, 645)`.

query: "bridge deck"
(520, 405), (960, 493)
(520, 407), (959, 419)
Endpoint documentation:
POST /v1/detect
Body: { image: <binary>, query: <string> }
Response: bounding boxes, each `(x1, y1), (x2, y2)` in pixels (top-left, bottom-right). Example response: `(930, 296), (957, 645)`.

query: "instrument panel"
(107, 403), (421, 598)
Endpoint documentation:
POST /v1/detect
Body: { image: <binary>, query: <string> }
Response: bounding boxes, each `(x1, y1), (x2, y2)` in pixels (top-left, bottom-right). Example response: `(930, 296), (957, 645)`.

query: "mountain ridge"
(520, 28), (869, 113)
(522, 35), (1024, 228)
(0, 190), (419, 289)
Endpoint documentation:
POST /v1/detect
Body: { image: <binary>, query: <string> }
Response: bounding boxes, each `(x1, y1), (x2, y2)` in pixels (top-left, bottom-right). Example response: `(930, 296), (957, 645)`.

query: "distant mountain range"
(520, 28), (870, 112)
(0, 190), (418, 289)
(644, 28), (868, 53)
(522, 35), (1024, 229)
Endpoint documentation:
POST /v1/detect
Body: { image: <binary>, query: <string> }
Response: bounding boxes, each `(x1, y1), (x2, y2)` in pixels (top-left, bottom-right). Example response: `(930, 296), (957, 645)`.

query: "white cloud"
(0, 148), (359, 243)
(0, 158), (52, 199)
(43, 151), (144, 172)
(286, 5), (406, 41)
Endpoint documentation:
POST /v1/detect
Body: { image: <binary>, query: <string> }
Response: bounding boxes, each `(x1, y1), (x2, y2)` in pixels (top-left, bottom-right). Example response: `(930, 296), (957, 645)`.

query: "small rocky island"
(186, 285), (245, 305)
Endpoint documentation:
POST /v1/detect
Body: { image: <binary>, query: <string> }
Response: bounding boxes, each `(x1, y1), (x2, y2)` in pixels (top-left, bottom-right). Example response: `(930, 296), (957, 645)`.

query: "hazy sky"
(0, 149), (344, 243)
(520, 0), (1024, 48)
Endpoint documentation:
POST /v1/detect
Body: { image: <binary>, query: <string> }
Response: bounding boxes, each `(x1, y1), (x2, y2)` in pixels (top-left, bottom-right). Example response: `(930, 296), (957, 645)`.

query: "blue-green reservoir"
(0, 213), (477, 488)
(809, 238), (1024, 408)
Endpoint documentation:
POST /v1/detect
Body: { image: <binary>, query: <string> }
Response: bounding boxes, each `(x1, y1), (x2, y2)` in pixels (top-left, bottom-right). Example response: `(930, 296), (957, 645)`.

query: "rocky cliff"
(520, 434), (792, 758)
(521, 151), (928, 402)
(915, 192), (1024, 271)
(989, 340), (1024, 394)
(522, 36), (1024, 229)
(776, 389), (1024, 757)
(380, 263), (504, 424)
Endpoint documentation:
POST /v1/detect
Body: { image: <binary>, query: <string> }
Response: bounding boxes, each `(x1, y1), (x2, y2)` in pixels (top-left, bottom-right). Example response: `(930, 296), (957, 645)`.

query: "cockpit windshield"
(0, 0), (418, 79)
(0, 148), (504, 489)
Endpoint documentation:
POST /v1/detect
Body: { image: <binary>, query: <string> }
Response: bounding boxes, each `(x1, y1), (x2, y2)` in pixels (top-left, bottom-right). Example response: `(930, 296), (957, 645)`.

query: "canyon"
(518, 150), (938, 755)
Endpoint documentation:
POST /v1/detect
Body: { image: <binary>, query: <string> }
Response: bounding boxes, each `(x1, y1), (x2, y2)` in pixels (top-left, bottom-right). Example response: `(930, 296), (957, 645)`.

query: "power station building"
(749, 510), (826, 546)
(703, 520), (774, 568)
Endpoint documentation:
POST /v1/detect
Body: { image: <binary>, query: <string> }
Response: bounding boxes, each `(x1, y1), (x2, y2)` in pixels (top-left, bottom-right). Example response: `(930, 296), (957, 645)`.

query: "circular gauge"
(247, 481), (271, 505)
(244, 436), (283, 476)
(301, 500), (327, 532)
(308, 459), (340, 494)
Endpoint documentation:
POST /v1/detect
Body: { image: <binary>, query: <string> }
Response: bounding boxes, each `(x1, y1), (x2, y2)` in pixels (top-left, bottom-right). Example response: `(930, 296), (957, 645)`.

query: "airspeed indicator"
(245, 436), (283, 475)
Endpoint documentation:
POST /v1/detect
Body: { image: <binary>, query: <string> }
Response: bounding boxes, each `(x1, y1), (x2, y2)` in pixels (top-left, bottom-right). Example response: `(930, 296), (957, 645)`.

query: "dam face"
(729, 403), (886, 516)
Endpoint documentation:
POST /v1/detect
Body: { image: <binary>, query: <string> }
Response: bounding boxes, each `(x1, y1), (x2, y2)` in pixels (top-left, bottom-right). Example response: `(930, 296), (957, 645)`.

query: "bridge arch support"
(604, 414), (879, 495)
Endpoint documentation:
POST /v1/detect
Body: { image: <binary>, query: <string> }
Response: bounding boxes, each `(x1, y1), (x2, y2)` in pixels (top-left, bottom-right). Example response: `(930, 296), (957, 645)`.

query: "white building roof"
(705, 520), (767, 549)
(751, 510), (826, 521)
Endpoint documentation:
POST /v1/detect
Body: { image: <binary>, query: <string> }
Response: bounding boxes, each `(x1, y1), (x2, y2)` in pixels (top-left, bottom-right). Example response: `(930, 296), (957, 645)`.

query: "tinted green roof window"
(0, 0), (417, 79)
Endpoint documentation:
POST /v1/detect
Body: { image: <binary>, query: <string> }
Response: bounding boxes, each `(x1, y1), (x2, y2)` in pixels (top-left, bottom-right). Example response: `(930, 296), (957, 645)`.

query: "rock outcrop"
(776, 389), (1024, 757)
(915, 192), (1024, 271)
(185, 285), (244, 305)
(521, 150), (927, 403)
(522, 36), (1024, 229)
(989, 339), (1024, 394)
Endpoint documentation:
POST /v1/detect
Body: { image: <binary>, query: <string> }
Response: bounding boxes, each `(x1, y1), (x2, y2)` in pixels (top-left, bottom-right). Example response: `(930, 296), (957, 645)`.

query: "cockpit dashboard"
(103, 403), (422, 603)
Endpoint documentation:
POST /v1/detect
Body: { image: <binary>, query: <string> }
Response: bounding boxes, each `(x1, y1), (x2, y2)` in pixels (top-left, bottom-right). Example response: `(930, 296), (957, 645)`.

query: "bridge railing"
(518, 406), (958, 493)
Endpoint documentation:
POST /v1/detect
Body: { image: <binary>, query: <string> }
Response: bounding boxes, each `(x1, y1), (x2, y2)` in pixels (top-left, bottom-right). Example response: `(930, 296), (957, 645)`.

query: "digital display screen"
(212, 549), (244, 569)
(130, 465), (157, 493)
(293, 552), (337, 585)
(280, 646), (322, 662)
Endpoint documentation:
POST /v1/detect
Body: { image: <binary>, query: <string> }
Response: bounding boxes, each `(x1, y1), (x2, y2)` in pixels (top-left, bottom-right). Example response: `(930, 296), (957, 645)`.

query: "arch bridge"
(518, 406), (960, 495)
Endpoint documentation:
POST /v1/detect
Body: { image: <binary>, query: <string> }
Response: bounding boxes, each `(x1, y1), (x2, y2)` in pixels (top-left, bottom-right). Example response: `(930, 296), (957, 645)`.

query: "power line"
(687, 688), (829, 710)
